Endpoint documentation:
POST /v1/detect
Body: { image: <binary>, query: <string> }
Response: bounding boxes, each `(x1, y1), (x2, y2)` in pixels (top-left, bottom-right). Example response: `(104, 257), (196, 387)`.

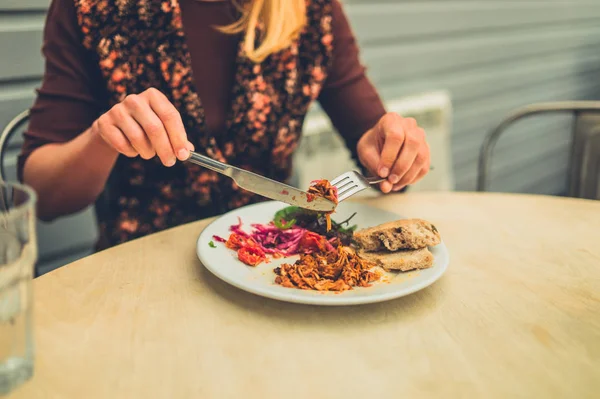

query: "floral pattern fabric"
(73, 0), (333, 249)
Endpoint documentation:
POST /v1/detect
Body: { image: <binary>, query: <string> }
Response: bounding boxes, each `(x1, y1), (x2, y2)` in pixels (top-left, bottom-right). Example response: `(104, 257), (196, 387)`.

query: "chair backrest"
(571, 113), (600, 199)
(477, 101), (600, 198)
(0, 109), (30, 182)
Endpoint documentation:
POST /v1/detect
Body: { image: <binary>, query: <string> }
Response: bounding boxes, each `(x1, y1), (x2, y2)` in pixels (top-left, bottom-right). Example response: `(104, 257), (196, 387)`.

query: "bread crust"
(354, 219), (441, 251)
(360, 247), (434, 272)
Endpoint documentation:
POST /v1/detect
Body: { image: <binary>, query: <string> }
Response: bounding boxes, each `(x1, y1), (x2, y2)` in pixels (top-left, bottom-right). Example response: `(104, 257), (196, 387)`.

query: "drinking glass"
(0, 182), (37, 395)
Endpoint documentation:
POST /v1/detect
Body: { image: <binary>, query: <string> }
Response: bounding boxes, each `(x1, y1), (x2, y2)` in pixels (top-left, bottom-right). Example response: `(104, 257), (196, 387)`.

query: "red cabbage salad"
(211, 206), (358, 267)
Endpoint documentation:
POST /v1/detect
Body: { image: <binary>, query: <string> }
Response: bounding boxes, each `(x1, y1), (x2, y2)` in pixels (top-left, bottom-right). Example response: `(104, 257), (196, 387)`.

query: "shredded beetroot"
(212, 235), (226, 243)
(216, 218), (338, 266)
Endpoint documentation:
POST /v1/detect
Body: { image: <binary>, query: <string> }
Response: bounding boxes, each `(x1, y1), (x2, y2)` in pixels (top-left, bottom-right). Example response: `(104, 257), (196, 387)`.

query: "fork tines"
(330, 171), (366, 202)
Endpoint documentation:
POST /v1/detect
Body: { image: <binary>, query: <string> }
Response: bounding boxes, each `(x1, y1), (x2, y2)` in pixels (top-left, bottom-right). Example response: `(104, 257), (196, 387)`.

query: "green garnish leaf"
(208, 241), (216, 248)
(337, 224), (357, 234)
(273, 206), (302, 230)
(274, 218), (297, 229)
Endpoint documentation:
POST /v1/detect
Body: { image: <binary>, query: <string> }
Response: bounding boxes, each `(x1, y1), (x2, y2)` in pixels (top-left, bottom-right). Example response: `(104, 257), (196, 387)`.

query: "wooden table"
(9, 193), (600, 398)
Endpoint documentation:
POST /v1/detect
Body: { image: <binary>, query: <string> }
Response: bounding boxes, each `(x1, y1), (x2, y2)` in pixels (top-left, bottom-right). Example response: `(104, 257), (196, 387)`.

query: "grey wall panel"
(0, 80), (38, 143)
(453, 116), (573, 169)
(345, 2), (600, 43)
(0, 0), (48, 10)
(361, 24), (600, 84)
(0, 13), (45, 79)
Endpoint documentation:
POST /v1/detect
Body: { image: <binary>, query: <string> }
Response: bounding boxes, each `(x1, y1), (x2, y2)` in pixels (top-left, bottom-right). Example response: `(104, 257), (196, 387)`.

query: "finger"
(392, 164), (428, 192)
(379, 180), (393, 194)
(392, 183), (407, 192)
(186, 141), (195, 153)
(124, 94), (176, 166)
(95, 117), (137, 157)
(377, 115), (405, 178)
(415, 163), (429, 181)
(145, 88), (189, 161)
(404, 117), (418, 129)
(112, 109), (155, 160)
(397, 153), (427, 188)
(357, 139), (381, 177)
(388, 129), (423, 184)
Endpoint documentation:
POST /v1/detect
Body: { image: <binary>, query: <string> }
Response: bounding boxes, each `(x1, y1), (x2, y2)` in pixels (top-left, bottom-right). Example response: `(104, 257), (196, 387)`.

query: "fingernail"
(177, 148), (190, 160)
(186, 141), (195, 151)
(166, 157), (176, 167)
(389, 174), (400, 184)
(379, 167), (389, 178)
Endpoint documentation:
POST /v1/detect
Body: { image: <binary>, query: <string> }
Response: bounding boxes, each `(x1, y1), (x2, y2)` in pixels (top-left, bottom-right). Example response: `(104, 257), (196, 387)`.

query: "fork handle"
(366, 166), (435, 185)
(366, 176), (386, 185)
(186, 151), (233, 177)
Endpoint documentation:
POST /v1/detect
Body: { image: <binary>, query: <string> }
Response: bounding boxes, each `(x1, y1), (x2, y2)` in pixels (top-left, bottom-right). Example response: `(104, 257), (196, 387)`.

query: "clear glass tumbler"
(0, 182), (37, 395)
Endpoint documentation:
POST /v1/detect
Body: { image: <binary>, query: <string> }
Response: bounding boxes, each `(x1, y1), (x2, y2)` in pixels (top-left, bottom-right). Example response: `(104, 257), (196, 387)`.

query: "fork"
(330, 171), (385, 202)
(331, 165), (435, 202)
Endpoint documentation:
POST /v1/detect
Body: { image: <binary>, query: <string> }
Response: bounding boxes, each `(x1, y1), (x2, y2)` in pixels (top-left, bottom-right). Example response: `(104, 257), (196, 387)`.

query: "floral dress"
(73, 0), (334, 249)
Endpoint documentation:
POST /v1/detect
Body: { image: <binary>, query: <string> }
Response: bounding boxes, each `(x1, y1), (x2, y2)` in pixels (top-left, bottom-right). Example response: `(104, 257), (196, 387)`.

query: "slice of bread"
(360, 247), (434, 272)
(354, 219), (440, 252)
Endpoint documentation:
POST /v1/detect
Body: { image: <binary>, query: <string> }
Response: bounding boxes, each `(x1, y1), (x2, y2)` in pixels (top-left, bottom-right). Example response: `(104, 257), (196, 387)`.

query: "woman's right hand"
(92, 87), (194, 166)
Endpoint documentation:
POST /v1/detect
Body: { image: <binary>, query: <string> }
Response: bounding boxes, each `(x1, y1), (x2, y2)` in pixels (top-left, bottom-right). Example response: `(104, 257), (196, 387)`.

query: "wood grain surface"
(9, 193), (600, 399)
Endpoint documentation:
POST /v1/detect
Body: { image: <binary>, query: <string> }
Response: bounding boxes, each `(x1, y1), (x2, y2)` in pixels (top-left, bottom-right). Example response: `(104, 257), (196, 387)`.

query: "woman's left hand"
(357, 112), (431, 193)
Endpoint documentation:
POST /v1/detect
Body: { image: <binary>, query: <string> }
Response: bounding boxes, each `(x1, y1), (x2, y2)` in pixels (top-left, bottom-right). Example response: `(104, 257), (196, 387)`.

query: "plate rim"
(196, 201), (449, 306)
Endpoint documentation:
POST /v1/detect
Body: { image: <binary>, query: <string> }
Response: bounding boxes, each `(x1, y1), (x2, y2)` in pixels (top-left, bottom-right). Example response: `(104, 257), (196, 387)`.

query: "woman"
(19, 0), (430, 250)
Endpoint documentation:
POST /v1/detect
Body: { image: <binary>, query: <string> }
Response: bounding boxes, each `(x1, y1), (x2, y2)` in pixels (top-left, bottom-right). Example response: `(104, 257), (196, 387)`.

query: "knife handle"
(186, 151), (232, 176)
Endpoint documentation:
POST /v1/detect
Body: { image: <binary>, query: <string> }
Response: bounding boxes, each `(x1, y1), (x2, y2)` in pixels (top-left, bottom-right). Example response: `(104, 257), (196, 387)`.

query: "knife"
(185, 151), (336, 212)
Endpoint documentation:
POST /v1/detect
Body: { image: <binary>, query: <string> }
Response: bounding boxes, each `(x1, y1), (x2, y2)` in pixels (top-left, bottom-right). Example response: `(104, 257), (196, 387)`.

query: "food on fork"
(307, 179), (338, 232)
(354, 219), (440, 252)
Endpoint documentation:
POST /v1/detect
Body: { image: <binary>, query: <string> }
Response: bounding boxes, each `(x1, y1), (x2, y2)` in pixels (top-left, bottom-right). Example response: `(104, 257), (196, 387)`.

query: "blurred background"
(1, 0), (599, 274)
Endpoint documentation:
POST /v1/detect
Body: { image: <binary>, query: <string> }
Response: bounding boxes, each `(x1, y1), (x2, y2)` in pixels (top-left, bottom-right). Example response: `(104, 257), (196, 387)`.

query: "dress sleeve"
(17, 0), (108, 181)
(317, 0), (387, 162)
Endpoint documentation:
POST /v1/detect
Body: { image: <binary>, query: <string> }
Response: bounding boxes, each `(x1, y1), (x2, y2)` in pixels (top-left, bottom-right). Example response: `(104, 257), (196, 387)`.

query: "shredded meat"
(308, 179), (338, 231)
(274, 246), (381, 292)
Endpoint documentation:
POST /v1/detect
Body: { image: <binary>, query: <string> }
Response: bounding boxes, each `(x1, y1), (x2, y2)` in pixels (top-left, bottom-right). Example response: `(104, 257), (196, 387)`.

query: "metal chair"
(477, 101), (600, 198)
(0, 109), (30, 182)
(0, 109), (102, 277)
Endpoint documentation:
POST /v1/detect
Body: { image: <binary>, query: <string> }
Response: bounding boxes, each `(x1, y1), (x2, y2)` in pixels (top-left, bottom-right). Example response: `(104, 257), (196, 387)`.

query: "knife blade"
(186, 152), (336, 212)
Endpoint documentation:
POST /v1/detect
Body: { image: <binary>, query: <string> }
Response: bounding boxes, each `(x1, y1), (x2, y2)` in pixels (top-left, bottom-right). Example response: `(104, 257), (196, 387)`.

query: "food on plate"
(221, 218), (331, 265)
(354, 219), (440, 252)
(212, 179), (353, 273)
(355, 219), (441, 272)
(307, 179), (338, 232)
(212, 178), (443, 290)
(274, 246), (380, 291)
(215, 208), (356, 267)
(223, 230), (268, 266)
(360, 247), (434, 272)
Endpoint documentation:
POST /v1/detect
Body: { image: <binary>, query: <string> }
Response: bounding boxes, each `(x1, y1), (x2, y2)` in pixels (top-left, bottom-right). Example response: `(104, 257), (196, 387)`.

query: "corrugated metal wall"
(1, 0), (600, 268)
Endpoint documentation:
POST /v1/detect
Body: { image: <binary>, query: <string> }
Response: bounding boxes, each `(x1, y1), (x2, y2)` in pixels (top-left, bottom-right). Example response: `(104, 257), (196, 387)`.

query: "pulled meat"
(274, 246), (381, 292)
(308, 179), (338, 232)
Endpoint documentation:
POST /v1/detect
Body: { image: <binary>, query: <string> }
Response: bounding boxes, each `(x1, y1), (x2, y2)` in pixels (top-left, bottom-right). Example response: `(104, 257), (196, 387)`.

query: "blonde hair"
(220, 0), (307, 63)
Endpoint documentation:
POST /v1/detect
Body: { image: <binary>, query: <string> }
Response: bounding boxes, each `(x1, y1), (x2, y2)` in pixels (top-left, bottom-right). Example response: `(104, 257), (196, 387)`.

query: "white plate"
(197, 201), (449, 306)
